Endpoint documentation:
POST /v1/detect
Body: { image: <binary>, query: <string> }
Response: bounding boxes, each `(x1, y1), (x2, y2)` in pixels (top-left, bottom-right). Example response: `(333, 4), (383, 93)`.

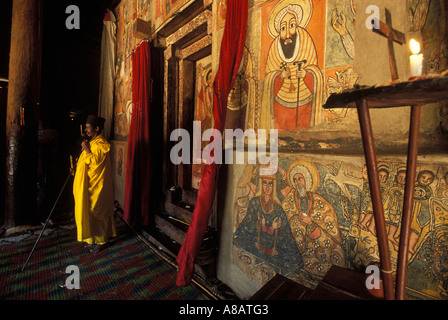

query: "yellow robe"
(73, 134), (116, 245)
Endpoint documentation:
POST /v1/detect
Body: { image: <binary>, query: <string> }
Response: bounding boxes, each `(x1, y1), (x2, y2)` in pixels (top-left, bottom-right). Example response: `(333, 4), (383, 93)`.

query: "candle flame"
(410, 39), (421, 55)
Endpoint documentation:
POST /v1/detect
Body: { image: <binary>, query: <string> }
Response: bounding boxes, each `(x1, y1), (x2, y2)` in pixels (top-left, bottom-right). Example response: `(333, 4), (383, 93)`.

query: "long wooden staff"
(21, 157), (76, 272)
(293, 60), (307, 127)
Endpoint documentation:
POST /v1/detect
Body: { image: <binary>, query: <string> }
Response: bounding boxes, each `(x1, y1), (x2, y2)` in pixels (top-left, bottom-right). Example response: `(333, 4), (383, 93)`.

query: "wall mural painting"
(164, 0), (188, 17)
(226, 47), (258, 131)
(324, 66), (359, 122)
(253, 0), (361, 137)
(323, 0), (358, 123)
(114, 0), (189, 140)
(111, 141), (128, 206)
(114, 0), (138, 139)
(217, 0), (227, 30)
(259, 0), (325, 133)
(233, 157), (448, 299)
(192, 57), (213, 189)
(325, 0), (355, 68)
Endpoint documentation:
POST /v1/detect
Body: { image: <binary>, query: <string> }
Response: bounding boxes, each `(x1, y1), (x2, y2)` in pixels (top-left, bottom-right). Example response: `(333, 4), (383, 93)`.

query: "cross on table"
(373, 8), (406, 81)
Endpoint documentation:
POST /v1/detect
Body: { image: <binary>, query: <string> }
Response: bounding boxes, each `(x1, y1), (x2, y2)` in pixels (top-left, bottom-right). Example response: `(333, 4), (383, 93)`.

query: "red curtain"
(176, 0), (249, 286)
(124, 41), (152, 227)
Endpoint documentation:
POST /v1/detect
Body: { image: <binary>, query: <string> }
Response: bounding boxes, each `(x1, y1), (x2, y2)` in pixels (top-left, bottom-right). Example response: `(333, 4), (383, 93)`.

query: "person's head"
(417, 170), (435, 187)
(85, 115), (105, 139)
(395, 170), (407, 186)
(280, 12), (298, 59)
(205, 69), (213, 86)
(288, 163), (315, 199)
(261, 178), (274, 198)
(293, 172), (307, 199)
(379, 168), (389, 184)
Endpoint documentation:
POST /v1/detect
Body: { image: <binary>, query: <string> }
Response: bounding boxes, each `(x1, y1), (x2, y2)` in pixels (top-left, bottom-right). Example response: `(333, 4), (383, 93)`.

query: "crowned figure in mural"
(233, 170), (304, 276)
(280, 160), (345, 277)
(260, 0), (324, 131)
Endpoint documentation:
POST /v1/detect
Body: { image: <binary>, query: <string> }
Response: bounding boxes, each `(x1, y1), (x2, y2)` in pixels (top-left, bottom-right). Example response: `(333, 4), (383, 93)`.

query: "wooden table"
(324, 76), (448, 300)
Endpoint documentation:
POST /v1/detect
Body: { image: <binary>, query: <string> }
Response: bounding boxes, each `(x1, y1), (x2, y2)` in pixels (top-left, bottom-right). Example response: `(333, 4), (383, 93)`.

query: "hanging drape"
(124, 41), (152, 227)
(98, 10), (117, 140)
(176, 0), (249, 287)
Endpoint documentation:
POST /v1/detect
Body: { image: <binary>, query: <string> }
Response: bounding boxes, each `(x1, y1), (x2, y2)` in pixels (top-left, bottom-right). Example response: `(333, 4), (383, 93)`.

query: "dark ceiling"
(40, 0), (117, 128)
(0, 0), (118, 222)
(1, 0), (117, 127)
(0, 0), (12, 80)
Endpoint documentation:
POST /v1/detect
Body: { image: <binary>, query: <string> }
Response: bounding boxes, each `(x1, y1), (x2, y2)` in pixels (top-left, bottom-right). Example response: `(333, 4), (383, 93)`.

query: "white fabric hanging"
(98, 9), (117, 140)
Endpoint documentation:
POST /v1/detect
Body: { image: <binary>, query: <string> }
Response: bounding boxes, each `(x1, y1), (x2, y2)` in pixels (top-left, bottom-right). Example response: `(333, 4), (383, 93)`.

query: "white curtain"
(98, 10), (117, 140)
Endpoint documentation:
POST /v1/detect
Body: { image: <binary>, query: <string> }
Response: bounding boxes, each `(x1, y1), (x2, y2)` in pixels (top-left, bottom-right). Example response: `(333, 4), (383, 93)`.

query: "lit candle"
(409, 39), (423, 77)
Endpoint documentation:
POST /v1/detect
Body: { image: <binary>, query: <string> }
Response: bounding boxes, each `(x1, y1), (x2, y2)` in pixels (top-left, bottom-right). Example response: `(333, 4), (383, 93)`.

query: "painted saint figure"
(261, 0), (324, 131)
(193, 64), (214, 188)
(384, 167), (407, 250)
(409, 170), (435, 254)
(359, 163), (390, 236)
(197, 66), (214, 133)
(233, 172), (304, 276)
(280, 160), (345, 277)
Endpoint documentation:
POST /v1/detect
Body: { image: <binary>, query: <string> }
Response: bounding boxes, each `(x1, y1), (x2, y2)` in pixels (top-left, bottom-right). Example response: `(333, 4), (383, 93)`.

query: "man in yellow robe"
(73, 115), (116, 253)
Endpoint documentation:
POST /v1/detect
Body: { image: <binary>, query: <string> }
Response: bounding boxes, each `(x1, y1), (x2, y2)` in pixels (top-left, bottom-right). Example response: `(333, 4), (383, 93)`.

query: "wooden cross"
(373, 9), (406, 81)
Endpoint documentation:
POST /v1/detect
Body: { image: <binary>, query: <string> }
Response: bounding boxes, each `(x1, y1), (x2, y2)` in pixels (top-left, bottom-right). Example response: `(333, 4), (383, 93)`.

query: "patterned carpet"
(0, 217), (211, 300)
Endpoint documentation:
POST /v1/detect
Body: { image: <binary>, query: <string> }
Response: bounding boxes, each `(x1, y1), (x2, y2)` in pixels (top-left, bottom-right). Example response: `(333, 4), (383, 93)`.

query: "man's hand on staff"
(81, 140), (92, 154)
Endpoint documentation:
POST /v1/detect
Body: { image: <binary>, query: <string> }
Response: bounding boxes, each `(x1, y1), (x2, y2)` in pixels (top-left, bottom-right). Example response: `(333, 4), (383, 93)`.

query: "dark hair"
(417, 170), (435, 181)
(395, 169), (407, 183)
(86, 115), (105, 132)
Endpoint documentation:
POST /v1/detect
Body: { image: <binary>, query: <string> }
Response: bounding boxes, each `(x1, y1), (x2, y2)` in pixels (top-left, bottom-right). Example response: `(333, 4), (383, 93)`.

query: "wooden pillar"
(395, 104), (422, 300)
(356, 98), (395, 300)
(5, 0), (41, 228)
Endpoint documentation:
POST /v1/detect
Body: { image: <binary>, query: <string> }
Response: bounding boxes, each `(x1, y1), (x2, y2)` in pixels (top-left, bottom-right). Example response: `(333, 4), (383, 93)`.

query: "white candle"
(409, 39), (423, 77)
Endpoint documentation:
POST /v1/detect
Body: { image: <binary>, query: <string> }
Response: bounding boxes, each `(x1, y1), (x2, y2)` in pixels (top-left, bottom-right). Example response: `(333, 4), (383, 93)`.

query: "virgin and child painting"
(233, 157), (448, 299)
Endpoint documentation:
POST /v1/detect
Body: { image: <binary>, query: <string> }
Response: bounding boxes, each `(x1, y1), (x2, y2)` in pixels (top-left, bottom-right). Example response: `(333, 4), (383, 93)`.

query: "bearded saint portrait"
(260, 0), (324, 132)
(280, 160), (345, 277)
